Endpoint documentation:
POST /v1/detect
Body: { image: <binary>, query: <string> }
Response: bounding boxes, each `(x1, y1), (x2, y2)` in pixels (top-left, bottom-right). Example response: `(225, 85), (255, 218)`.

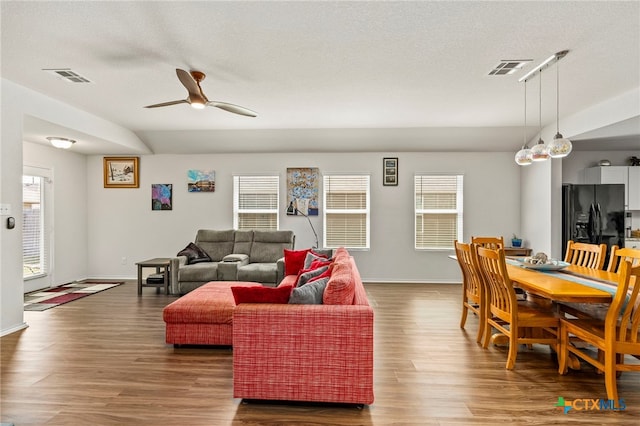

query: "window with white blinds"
(415, 174), (463, 250)
(233, 175), (279, 231)
(323, 174), (370, 249)
(23, 175), (47, 279)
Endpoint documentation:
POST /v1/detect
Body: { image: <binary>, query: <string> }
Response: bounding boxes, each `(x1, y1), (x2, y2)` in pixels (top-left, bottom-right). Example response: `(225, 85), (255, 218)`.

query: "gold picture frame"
(103, 157), (139, 188)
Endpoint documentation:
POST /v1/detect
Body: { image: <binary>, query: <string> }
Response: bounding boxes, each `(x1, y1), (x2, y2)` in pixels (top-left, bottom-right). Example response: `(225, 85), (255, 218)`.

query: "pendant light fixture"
(548, 53), (573, 158)
(515, 80), (533, 166)
(530, 68), (549, 161)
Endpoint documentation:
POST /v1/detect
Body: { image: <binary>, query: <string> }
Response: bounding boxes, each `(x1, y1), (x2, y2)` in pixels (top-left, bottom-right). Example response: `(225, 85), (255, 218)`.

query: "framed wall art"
(187, 169), (215, 192)
(103, 157), (139, 188)
(152, 184), (172, 210)
(286, 167), (319, 216)
(383, 157), (398, 186)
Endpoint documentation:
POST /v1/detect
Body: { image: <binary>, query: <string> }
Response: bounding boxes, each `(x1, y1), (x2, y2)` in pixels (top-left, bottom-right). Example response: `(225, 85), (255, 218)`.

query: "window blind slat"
(323, 175), (369, 249)
(234, 176), (279, 231)
(415, 175), (463, 249)
(23, 175), (47, 278)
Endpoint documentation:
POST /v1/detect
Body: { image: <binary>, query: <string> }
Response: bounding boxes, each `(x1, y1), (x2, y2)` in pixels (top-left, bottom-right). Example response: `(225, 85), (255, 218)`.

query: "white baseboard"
(1, 321), (28, 337)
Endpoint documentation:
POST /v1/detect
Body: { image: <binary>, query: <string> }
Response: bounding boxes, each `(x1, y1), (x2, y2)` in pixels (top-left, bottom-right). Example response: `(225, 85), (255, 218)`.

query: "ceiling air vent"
(488, 60), (532, 76)
(43, 68), (92, 83)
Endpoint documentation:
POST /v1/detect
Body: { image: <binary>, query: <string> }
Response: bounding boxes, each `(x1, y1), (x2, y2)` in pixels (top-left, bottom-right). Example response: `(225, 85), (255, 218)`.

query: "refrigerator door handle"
(596, 203), (603, 243)
(588, 204), (596, 243)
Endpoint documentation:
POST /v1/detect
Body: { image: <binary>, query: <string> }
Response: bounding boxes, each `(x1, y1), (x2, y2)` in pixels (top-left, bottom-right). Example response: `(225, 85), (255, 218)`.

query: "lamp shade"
(530, 139), (549, 161)
(548, 133), (573, 158)
(515, 147), (533, 166)
(47, 137), (76, 149)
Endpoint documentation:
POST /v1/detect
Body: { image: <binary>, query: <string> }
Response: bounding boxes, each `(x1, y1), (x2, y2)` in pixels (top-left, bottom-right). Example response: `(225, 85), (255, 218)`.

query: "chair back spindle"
(563, 240), (606, 270)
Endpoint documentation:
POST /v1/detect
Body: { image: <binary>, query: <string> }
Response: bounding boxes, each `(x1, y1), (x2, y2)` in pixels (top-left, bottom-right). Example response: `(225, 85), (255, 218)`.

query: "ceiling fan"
(144, 68), (257, 117)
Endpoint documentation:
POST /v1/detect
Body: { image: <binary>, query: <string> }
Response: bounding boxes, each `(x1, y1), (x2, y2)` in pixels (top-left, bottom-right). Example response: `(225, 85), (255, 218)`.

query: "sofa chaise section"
(232, 255), (374, 405)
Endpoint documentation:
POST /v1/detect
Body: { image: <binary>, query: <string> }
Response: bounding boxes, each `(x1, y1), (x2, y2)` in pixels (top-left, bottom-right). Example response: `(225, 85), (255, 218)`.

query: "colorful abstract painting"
(286, 168), (319, 216)
(188, 169), (215, 192)
(152, 184), (172, 210)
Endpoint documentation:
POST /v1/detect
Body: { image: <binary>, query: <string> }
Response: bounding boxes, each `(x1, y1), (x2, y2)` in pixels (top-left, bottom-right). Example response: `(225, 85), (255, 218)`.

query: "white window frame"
(233, 175), (280, 231)
(23, 166), (53, 291)
(322, 174), (370, 250)
(414, 174), (464, 250)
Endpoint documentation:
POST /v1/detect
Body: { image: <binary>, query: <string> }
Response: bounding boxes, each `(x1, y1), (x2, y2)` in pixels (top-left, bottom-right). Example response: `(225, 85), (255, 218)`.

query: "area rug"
(24, 281), (124, 311)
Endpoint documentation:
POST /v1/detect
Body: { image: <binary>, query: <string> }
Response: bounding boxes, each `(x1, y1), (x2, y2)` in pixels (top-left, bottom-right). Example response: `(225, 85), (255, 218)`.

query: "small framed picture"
(152, 184), (173, 210)
(104, 157), (139, 188)
(383, 157), (398, 186)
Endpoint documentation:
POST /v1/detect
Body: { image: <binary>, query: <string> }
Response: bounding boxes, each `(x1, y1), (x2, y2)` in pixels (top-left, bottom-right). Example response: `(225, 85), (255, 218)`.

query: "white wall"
(86, 151), (521, 283)
(0, 81), (26, 336)
(1, 79), (145, 336)
(23, 142), (89, 287)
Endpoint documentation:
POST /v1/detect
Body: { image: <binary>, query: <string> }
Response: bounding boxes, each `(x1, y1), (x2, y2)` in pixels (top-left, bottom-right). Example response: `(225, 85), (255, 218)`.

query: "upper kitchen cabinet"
(584, 166), (640, 210)
(628, 167), (640, 210)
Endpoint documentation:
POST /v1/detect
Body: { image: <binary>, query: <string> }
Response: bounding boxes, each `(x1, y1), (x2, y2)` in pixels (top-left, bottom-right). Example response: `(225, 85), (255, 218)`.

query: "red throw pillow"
(307, 266), (332, 284)
(231, 284), (293, 304)
(309, 259), (333, 270)
(323, 260), (355, 305)
(284, 249), (311, 276)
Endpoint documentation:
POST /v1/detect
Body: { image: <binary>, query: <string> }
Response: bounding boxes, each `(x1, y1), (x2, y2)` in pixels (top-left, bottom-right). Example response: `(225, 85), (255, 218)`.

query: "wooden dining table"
(505, 261), (617, 304)
(450, 253), (620, 369)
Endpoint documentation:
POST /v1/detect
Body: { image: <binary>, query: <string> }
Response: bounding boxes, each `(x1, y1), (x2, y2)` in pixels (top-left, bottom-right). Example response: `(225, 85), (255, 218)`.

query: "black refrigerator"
(562, 184), (626, 257)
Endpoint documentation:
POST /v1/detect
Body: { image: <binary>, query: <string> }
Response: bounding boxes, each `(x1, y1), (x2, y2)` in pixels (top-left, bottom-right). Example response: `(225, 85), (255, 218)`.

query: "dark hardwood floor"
(2, 281), (639, 425)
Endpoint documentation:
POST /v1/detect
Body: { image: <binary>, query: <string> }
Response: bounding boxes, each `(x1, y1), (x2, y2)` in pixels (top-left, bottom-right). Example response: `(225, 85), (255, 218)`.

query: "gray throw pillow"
(303, 251), (329, 269)
(296, 265), (329, 287)
(289, 277), (329, 304)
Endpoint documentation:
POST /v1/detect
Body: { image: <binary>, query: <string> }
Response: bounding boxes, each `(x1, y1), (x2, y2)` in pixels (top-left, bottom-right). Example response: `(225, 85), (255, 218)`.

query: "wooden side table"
(504, 247), (532, 257)
(136, 257), (171, 295)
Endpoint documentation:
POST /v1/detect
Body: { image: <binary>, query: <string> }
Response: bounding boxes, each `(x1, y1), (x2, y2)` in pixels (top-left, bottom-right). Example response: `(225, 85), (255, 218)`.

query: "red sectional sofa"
(232, 249), (374, 406)
(163, 281), (257, 345)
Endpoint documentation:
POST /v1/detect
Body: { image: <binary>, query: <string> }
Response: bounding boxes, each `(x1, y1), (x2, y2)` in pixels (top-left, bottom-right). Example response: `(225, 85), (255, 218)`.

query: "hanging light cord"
(556, 58), (561, 134)
(539, 69), (543, 137)
(523, 80), (527, 147)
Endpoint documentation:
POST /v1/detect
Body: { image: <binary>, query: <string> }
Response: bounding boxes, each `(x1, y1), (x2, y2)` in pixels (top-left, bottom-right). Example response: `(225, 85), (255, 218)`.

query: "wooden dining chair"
(454, 241), (485, 344)
(606, 246), (640, 273)
(475, 246), (559, 370)
(473, 235), (528, 301)
(564, 240), (607, 270)
(558, 260), (640, 402)
(471, 236), (504, 250)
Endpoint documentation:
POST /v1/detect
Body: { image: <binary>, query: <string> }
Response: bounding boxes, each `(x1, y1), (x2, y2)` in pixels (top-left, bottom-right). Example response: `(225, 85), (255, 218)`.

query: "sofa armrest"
(169, 257), (186, 295)
(275, 257), (285, 284)
(233, 303), (374, 404)
(218, 254), (249, 281)
(222, 253), (250, 265)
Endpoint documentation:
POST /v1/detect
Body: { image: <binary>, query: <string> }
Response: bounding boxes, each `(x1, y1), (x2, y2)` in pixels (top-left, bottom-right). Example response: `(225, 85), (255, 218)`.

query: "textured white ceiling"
(2, 1), (639, 154)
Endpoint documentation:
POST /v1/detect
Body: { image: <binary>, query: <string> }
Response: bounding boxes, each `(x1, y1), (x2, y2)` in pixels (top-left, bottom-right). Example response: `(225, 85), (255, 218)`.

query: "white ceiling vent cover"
(43, 68), (92, 83)
(488, 60), (532, 76)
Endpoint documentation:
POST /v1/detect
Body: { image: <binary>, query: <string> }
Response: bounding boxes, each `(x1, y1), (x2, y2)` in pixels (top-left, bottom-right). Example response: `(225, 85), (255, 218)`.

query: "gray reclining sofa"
(170, 229), (295, 294)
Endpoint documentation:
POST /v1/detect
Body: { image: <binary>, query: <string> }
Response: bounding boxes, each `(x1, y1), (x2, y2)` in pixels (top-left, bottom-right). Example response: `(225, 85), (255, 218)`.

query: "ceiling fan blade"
(144, 99), (189, 108)
(176, 68), (203, 98)
(208, 101), (257, 117)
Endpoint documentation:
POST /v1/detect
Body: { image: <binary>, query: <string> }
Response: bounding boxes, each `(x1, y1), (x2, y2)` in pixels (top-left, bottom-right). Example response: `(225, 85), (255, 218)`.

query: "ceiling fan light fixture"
(47, 136), (75, 149)
(190, 101), (206, 109)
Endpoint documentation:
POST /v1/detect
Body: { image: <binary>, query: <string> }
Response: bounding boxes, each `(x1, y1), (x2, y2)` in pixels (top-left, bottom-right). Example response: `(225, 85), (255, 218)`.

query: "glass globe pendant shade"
(548, 133), (573, 158)
(530, 139), (549, 161)
(515, 146), (533, 166)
